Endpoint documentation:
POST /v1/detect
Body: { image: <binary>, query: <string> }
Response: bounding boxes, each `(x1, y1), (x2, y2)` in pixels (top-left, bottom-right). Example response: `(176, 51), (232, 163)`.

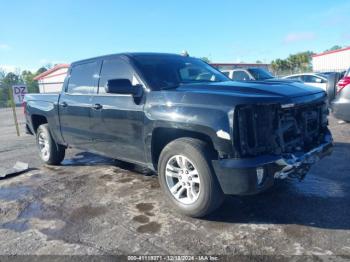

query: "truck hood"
(176, 80), (324, 98)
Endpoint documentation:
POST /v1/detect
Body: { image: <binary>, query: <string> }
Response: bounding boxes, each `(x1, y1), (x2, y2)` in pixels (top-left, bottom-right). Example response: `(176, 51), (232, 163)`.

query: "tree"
(271, 51), (314, 75)
(0, 69), (5, 79)
(0, 66), (47, 106)
(0, 69), (6, 107)
(36, 67), (48, 75)
(256, 60), (263, 64)
(324, 45), (342, 52)
(22, 70), (39, 93)
(0, 72), (21, 107)
(287, 51), (313, 72)
(2, 72), (20, 85)
(0, 87), (4, 107)
(271, 58), (291, 73)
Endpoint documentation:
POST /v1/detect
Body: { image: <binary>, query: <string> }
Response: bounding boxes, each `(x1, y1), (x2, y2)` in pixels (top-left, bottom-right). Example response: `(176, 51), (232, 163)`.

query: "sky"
(0, 0), (350, 72)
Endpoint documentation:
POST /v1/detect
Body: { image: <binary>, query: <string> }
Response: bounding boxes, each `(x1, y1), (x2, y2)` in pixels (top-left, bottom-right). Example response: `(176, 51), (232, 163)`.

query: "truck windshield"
(248, 68), (274, 80)
(132, 55), (229, 90)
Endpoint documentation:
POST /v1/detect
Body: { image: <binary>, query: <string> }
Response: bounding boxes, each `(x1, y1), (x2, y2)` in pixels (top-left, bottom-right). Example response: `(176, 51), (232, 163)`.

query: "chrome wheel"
(165, 155), (201, 205)
(38, 131), (50, 161)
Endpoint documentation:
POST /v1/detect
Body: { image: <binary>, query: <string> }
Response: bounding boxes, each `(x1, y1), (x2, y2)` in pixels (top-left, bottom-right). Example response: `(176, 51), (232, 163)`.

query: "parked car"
(283, 72), (344, 101)
(282, 73), (328, 91)
(332, 68), (350, 122)
(322, 71), (346, 80)
(24, 53), (333, 217)
(221, 67), (274, 81)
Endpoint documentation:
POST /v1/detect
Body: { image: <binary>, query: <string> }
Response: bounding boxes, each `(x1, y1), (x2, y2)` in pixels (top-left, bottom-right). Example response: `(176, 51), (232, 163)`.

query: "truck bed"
(25, 93), (60, 103)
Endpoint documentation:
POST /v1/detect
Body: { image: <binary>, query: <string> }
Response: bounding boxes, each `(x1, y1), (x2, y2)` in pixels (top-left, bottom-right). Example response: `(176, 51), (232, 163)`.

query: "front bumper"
(212, 133), (333, 195)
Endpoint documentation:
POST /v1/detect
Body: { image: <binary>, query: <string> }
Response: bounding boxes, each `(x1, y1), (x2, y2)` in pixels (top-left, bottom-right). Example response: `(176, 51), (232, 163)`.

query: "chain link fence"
(0, 86), (29, 108)
(271, 69), (313, 78)
(0, 88), (11, 108)
(271, 68), (347, 78)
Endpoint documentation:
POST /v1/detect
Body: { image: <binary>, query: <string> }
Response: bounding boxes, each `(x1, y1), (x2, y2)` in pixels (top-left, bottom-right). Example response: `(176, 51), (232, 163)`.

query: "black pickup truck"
(24, 53), (333, 217)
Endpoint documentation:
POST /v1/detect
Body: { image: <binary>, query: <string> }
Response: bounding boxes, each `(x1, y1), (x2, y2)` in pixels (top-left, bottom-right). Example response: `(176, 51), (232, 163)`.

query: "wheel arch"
(31, 114), (48, 133)
(150, 127), (219, 170)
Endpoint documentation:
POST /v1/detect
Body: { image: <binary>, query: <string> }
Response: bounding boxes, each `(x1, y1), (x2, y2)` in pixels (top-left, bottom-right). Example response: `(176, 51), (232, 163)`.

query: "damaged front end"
(212, 96), (333, 195)
(235, 100), (333, 181)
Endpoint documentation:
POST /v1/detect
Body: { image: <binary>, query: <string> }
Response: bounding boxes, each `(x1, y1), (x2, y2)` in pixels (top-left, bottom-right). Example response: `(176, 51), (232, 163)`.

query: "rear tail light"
(337, 83), (348, 93)
(336, 77), (350, 93)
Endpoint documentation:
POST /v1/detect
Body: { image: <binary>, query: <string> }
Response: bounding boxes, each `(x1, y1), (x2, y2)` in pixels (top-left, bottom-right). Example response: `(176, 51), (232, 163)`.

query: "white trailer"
(312, 47), (350, 73)
(34, 64), (69, 93)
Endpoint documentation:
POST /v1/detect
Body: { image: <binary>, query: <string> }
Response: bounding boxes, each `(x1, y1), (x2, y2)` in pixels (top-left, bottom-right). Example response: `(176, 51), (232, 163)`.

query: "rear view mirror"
(106, 79), (142, 97)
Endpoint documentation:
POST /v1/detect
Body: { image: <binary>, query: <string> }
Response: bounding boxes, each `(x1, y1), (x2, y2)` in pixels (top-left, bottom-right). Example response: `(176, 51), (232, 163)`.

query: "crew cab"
(24, 53), (333, 217)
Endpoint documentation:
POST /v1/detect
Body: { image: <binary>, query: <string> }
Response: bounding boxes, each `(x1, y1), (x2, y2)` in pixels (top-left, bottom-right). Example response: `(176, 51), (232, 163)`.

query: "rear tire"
(158, 138), (224, 217)
(36, 124), (65, 165)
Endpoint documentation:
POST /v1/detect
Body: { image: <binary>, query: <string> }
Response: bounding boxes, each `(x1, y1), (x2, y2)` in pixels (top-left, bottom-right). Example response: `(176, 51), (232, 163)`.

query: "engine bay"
(235, 102), (329, 157)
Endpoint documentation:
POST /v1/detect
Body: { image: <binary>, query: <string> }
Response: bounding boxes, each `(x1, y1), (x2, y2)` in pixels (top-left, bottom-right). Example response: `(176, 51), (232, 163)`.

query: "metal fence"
(272, 68), (347, 78)
(0, 87), (38, 108)
(0, 88), (10, 108)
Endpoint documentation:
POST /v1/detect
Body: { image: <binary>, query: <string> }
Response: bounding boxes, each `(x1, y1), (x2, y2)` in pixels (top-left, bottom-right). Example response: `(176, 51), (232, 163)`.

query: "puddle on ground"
(149, 178), (160, 189)
(117, 177), (134, 183)
(145, 211), (155, 217)
(19, 201), (43, 219)
(99, 174), (113, 181)
(38, 205), (108, 244)
(0, 186), (31, 201)
(62, 152), (114, 166)
(2, 220), (29, 232)
(288, 173), (346, 198)
(136, 203), (154, 212)
(136, 221), (161, 234)
(69, 205), (108, 222)
(29, 173), (43, 180)
(133, 215), (150, 224)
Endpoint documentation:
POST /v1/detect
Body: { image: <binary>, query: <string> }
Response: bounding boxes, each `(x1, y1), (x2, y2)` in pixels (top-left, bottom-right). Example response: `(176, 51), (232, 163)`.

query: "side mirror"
(106, 79), (142, 97)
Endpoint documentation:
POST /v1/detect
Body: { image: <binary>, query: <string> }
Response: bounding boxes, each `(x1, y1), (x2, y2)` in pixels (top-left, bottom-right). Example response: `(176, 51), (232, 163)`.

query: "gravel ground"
(0, 107), (350, 259)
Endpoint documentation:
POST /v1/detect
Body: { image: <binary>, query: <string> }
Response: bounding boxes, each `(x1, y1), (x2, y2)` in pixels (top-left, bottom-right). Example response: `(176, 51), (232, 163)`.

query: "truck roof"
(71, 52), (184, 66)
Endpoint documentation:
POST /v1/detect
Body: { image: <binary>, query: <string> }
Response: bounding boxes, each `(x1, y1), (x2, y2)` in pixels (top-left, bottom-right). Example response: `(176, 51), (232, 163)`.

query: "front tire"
(158, 138), (224, 217)
(36, 124), (65, 165)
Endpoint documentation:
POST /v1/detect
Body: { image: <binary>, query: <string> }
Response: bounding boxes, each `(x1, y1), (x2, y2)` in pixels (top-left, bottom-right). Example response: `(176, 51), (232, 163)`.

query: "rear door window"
(67, 61), (99, 94)
(301, 75), (325, 83)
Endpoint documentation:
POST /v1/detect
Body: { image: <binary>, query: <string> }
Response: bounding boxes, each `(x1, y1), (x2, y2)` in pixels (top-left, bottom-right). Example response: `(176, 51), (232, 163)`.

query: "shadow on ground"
(62, 151), (154, 175)
(207, 142), (350, 230)
(60, 142), (350, 231)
